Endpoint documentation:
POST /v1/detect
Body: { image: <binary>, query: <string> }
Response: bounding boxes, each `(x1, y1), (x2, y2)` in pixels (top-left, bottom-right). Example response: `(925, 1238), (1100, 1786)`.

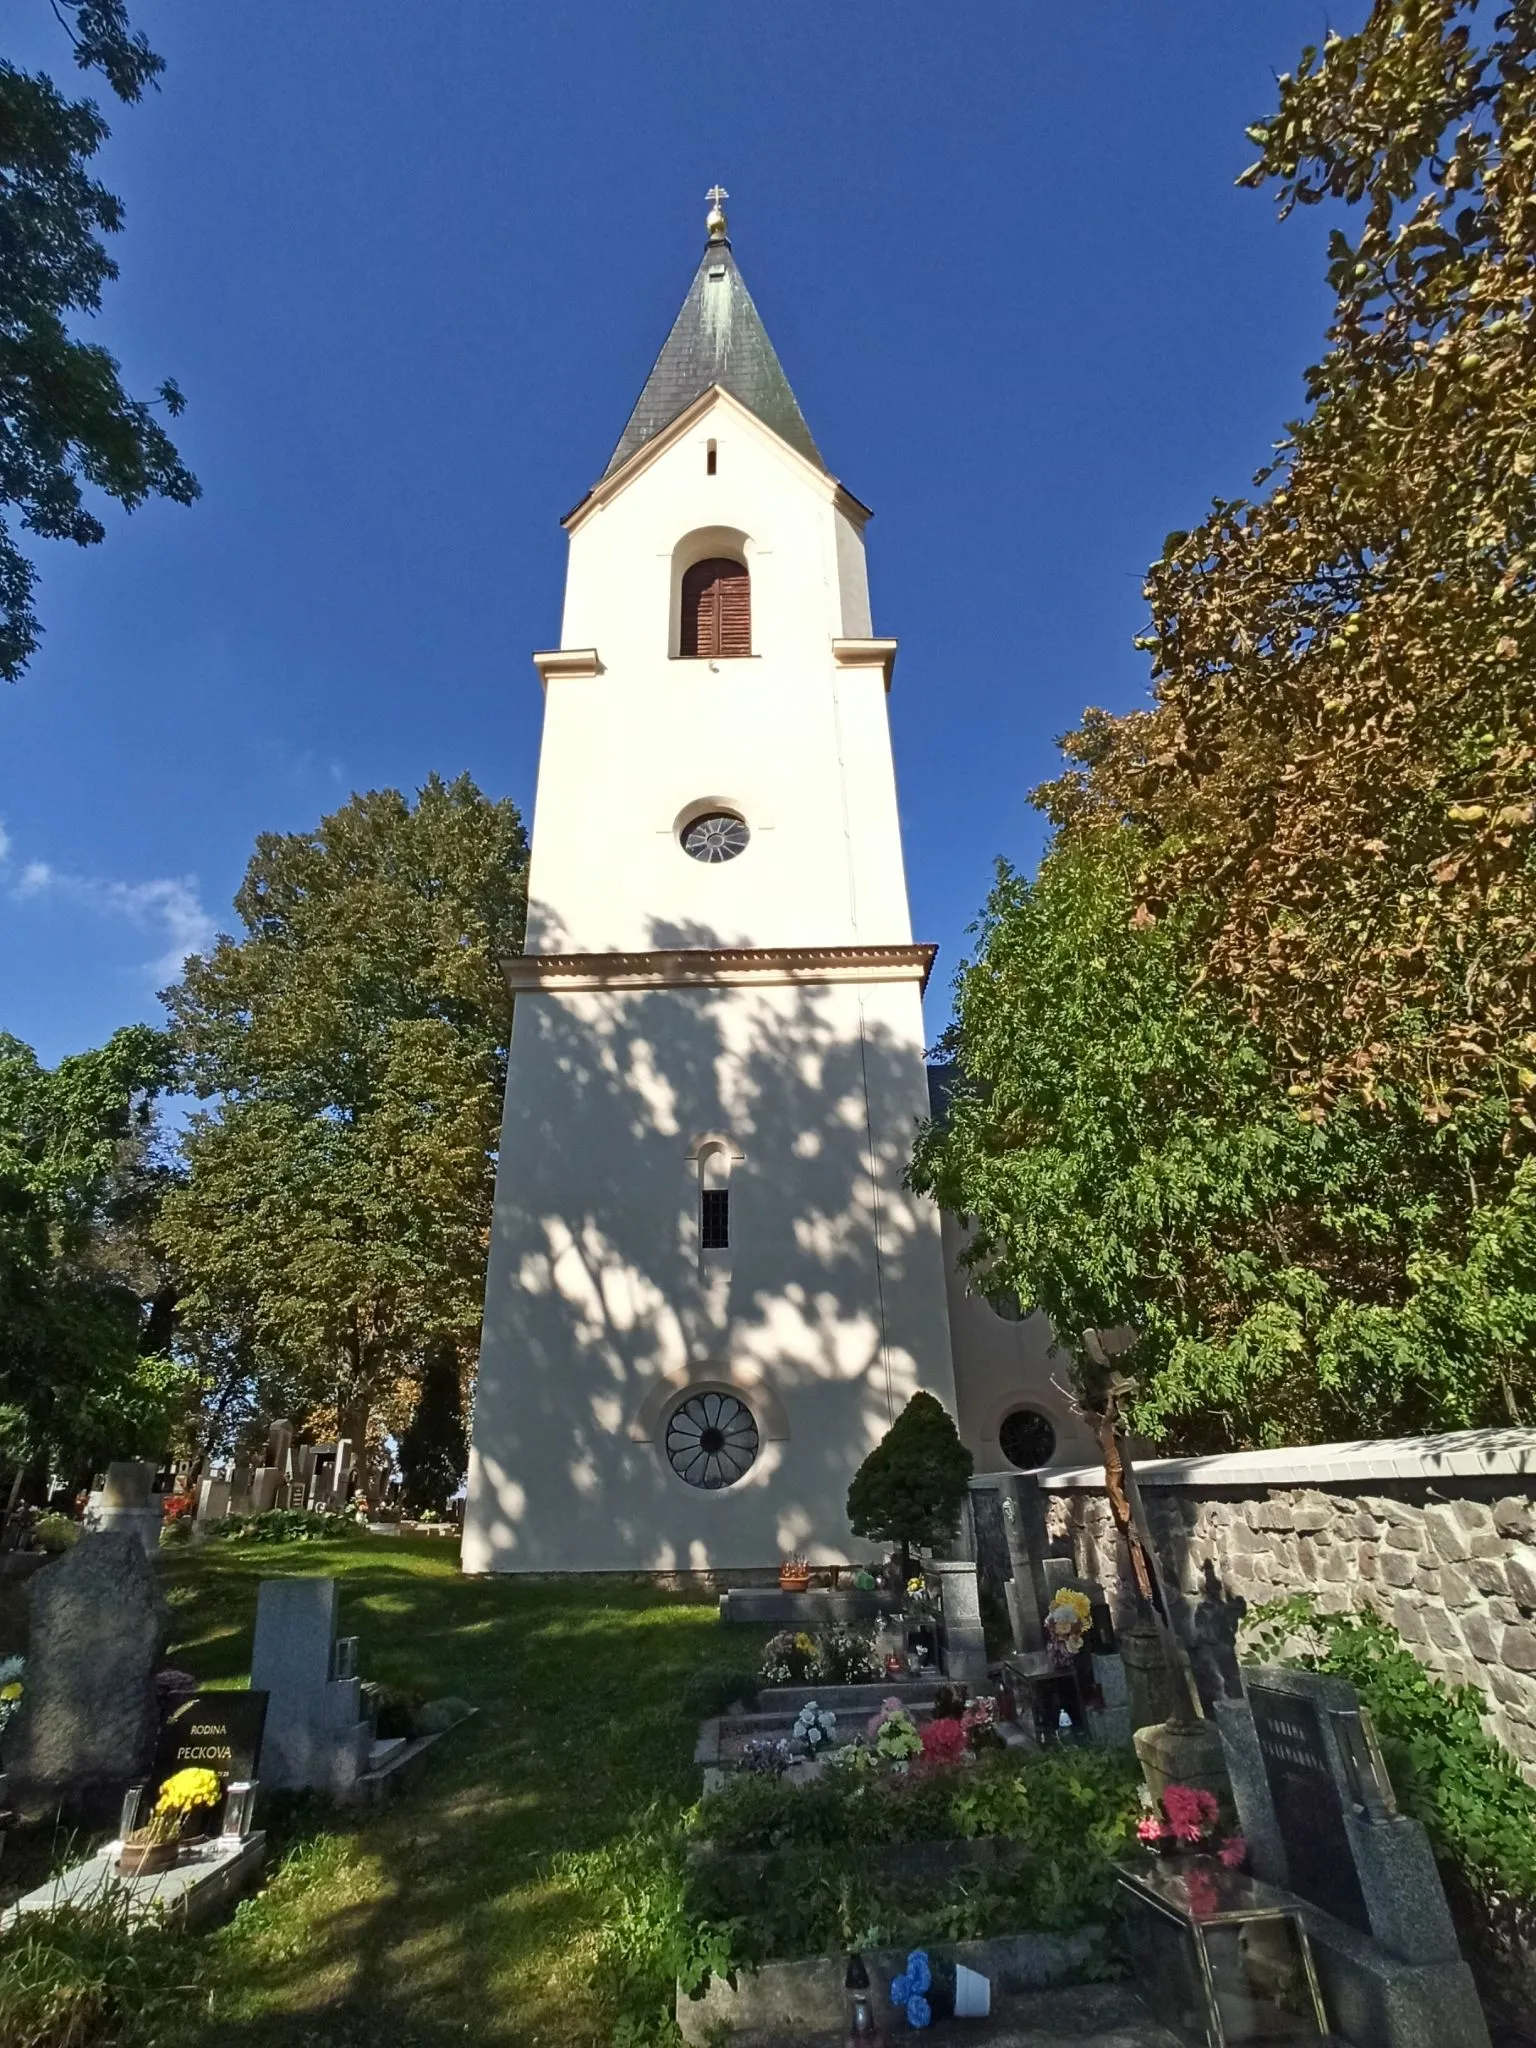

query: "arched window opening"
(680, 557), (750, 658)
(699, 1141), (731, 1252)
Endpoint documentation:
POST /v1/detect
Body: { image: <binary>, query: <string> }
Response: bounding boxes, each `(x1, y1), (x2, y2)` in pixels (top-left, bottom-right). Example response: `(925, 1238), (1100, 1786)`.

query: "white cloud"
(0, 819), (10, 865)
(9, 856), (216, 981)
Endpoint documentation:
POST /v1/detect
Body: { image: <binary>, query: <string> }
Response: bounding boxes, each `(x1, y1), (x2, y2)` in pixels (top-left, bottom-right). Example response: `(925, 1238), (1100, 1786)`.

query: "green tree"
(846, 1390), (974, 1579)
(1, 1), (198, 680)
(915, 1), (1536, 1453)
(910, 827), (1536, 1451)
(0, 1024), (192, 1488)
(159, 776), (529, 1471)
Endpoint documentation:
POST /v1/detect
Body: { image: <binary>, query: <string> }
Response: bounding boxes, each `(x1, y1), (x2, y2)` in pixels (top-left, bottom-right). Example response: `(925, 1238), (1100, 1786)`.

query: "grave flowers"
(868, 1702), (922, 1768)
(889, 1948), (932, 2028)
(791, 1701), (838, 1755)
(760, 1630), (818, 1685)
(117, 1765), (222, 1876)
(0, 1654), (23, 1746)
(1136, 1780), (1246, 1869)
(918, 1715), (966, 1769)
(738, 1736), (795, 1776)
(1044, 1587), (1092, 1669)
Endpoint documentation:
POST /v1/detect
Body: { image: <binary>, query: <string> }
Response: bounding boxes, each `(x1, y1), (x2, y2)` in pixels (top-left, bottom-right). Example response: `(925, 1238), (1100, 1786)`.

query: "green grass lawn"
(4, 1536), (763, 2048)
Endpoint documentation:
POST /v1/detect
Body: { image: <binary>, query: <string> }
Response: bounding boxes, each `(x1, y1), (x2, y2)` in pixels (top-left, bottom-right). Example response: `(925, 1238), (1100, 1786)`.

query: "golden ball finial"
(705, 183), (729, 241)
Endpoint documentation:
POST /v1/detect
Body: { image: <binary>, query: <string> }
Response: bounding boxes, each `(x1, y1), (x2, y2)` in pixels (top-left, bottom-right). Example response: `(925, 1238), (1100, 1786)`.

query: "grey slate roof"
(604, 234), (824, 477)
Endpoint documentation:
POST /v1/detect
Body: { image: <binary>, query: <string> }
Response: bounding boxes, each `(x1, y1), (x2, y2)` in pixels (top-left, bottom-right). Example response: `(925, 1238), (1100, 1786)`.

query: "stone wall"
(1036, 1429), (1536, 1778)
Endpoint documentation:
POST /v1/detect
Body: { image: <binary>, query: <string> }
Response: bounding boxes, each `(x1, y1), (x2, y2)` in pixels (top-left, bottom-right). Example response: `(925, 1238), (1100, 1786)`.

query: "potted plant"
(779, 1552), (810, 1592)
(117, 1766), (222, 1876)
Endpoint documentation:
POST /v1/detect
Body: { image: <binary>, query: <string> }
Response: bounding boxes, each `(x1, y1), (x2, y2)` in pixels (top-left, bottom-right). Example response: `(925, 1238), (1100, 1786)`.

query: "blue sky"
(0, 2), (1350, 1064)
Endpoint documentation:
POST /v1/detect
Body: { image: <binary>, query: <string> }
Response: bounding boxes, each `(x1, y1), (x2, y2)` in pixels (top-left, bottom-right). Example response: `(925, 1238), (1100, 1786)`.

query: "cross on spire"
(705, 184), (729, 240)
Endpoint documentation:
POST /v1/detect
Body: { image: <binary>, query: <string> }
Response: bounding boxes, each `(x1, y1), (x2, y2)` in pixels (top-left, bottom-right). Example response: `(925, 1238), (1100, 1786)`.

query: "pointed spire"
(603, 191), (824, 478)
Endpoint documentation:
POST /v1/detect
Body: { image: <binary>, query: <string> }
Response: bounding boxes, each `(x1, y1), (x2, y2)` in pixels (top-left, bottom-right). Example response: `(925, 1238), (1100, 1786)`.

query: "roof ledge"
(532, 647), (602, 687)
(832, 637), (898, 691)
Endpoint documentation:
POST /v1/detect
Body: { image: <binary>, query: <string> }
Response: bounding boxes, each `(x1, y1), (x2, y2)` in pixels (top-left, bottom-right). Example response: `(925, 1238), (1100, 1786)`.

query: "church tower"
(462, 194), (959, 1573)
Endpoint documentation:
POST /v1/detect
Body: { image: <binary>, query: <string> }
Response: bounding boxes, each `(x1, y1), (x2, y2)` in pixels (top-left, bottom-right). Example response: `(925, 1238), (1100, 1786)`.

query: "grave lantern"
(118, 1780), (147, 1844)
(1116, 1858), (1329, 2047)
(219, 1779), (258, 1841)
(843, 1951), (881, 2044)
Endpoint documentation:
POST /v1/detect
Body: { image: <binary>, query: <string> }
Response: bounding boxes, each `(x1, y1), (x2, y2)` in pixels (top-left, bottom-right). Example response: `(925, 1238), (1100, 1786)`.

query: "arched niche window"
(680, 557), (751, 659)
(698, 1141), (732, 1252)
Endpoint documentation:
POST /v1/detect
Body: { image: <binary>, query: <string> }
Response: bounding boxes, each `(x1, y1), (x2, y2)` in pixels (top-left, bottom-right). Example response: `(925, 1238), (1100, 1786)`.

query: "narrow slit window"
(700, 1188), (730, 1250)
(706, 440), (718, 476)
(680, 557), (750, 657)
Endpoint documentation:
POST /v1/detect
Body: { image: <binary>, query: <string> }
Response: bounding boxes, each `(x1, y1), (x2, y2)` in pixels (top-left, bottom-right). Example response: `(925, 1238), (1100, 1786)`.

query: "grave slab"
(3, 1833), (266, 1931)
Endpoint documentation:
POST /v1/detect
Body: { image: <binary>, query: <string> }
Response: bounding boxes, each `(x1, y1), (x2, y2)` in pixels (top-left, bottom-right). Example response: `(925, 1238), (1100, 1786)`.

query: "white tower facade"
(463, 201), (958, 1573)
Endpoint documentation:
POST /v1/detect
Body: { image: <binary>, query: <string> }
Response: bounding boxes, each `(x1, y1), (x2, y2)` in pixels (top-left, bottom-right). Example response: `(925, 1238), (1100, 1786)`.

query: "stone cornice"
(531, 647), (602, 686)
(502, 942), (937, 994)
(832, 637), (898, 692)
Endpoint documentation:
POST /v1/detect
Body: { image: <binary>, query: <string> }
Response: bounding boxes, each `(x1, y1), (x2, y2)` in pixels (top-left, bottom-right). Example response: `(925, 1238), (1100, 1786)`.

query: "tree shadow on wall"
(470, 911), (951, 1569)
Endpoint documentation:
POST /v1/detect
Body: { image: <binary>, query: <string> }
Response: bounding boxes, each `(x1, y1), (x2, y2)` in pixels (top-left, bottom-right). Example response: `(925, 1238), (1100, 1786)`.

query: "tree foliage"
(1, 1), (197, 680)
(914, 3), (1536, 1450)
(0, 1024), (191, 1473)
(159, 776), (528, 1464)
(911, 831), (1536, 1449)
(846, 1390), (974, 1573)
(1041, 0), (1536, 1130)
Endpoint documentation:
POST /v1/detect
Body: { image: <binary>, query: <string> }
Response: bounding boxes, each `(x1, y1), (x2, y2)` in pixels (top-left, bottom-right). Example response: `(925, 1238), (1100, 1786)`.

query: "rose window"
(681, 812), (750, 863)
(665, 1390), (759, 1489)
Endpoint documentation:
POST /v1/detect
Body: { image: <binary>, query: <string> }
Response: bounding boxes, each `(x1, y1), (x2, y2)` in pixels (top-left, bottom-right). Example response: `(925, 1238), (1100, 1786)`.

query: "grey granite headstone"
(1217, 1664), (1489, 2048)
(249, 1578), (372, 1794)
(8, 1532), (169, 1817)
(930, 1559), (989, 1685)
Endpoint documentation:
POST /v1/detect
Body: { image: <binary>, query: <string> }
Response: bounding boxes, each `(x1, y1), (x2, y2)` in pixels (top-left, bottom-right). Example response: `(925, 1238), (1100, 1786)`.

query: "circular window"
(998, 1407), (1057, 1471)
(681, 812), (750, 864)
(665, 1390), (760, 1489)
(986, 1288), (1025, 1323)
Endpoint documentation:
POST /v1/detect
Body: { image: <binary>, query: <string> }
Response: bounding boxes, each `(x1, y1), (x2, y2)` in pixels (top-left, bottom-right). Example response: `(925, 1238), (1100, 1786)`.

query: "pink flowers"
(1161, 1783), (1219, 1843)
(1137, 1780), (1246, 1872)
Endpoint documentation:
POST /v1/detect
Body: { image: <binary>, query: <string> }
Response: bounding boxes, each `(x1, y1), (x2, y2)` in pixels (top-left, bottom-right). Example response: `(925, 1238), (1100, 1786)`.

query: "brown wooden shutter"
(716, 561), (751, 655)
(680, 557), (751, 658)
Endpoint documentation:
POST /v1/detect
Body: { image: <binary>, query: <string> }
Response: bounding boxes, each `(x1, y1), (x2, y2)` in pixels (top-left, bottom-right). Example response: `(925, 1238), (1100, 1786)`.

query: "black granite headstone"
(1246, 1679), (1369, 1935)
(153, 1690), (268, 1793)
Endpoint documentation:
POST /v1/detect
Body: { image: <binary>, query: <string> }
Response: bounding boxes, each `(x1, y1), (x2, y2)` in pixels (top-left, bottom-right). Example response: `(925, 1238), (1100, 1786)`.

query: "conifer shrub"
(846, 1391), (973, 1577)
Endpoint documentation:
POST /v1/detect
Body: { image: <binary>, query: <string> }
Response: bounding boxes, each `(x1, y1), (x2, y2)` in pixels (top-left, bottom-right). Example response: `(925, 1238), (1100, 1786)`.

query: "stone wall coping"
(1038, 1426), (1536, 1493)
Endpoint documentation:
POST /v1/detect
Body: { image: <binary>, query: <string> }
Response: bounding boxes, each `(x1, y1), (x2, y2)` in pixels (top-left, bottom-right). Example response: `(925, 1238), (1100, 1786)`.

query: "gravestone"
(971, 1485), (1015, 1646)
(95, 1460), (161, 1556)
(1217, 1664), (1489, 2048)
(8, 1533), (169, 1818)
(929, 1559), (988, 1685)
(153, 1691), (268, 1823)
(249, 1578), (373, 1794)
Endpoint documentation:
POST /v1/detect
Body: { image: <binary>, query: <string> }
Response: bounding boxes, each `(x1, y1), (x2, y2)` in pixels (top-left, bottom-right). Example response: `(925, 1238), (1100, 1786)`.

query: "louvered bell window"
(680, 557), (751, 658)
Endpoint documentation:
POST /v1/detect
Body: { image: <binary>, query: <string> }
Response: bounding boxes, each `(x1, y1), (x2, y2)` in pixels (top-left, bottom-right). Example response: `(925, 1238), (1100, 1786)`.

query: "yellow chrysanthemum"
(0, 1682), (20, 1702)
(155, 1766), (221, 1817)
(1051, 1588), (1092, 1624)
